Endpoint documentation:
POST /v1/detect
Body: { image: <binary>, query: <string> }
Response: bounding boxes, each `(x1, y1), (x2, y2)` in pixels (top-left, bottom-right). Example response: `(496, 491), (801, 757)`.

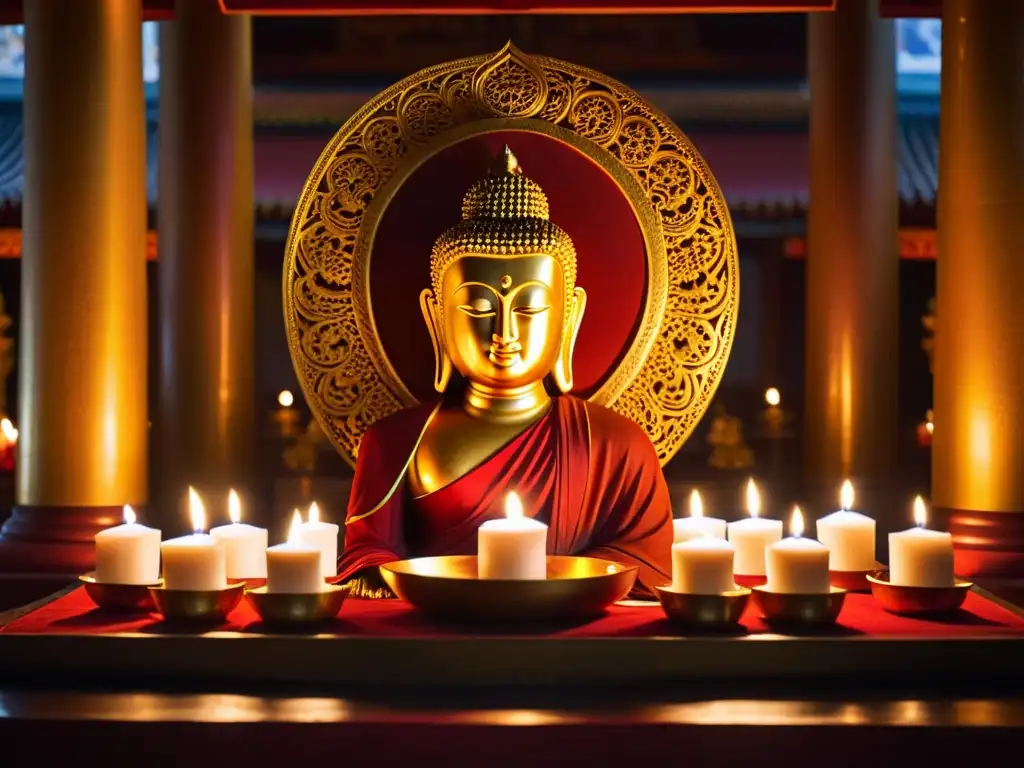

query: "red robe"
(340, 395), (672, 596)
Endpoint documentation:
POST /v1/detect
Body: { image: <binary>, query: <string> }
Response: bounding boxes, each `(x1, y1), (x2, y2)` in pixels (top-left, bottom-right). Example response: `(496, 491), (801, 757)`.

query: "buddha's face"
(440, 255), (565, 389)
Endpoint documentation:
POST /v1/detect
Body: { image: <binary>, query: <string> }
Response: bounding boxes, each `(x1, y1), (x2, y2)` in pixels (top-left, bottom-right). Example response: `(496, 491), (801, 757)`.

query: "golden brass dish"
(751, 585), (847, 628)
(148, 582), (245, 623)
(245, 584), (347, 626)
(79, 573), (162, 612)
(829, 569), (873, 593)
(379, 555), (636, 623)
(654, 586), (750, 630)
(866, 570), (973, 616)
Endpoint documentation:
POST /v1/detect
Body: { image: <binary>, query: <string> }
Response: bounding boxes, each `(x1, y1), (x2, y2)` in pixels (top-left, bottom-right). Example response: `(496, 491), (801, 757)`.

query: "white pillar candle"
(478, 491), (548, 580)
(673, 489), (727, 543)
(296, 502), (339, 578)
(209, 489), (268, 579)
(816, 480), (876, 571)
(161, 487), (227, 591)
(94, 505), (161, 584)
(888, 496), (954, 587)
(766, 506), (831, 593)
(267, 510), (323, 593)
(671, 537), (736, 594)
(727, 479), (783, 576)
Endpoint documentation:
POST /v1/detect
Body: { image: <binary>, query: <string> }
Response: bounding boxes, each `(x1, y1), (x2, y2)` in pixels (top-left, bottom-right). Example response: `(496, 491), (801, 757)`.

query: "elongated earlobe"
(552, 287), (587, 393)
(420, 289), (452, 393)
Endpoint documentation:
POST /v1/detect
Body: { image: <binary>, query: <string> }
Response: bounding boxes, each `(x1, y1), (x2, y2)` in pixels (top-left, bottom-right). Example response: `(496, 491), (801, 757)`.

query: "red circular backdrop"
(369, 129), (647, 402)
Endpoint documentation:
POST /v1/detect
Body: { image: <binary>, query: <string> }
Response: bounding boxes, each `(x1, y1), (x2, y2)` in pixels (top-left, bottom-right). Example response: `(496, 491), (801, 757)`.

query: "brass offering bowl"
(829, 569), (873, 592)
(866, 570), (972, 616)
(654, 585), (750, 630)
(752, 585), (847, 628)
(80, 573), (162, 612)
(379, 555), (637, 623)
(245, 584), (347, 626)
(148, 582), (245, 623)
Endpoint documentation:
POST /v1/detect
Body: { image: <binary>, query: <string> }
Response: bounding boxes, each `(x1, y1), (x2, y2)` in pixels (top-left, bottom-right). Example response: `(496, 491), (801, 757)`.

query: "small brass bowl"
(654, 585), (750, 630)
(734, 573), (767, 588)
(245, 584), (347, 626)
(379, 555), (637, 623)
(866, 570), (973, 616)
(148, 582), (245, 623)
(829, 569), (873, 592)
(79, 573), (162, 612)
(752, 585), (847, 627)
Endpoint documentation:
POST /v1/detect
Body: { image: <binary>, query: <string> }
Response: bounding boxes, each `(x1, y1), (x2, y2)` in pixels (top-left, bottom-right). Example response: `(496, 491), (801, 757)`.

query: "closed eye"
(513, 306), (550, 316)
(457, 304), (496, 319)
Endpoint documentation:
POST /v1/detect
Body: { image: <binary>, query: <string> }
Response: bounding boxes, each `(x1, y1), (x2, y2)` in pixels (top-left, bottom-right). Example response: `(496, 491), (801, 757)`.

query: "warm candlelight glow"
(505, 491), (524, 520)
(913, 495), (927, 528)
(765, 387), (781, 407)
(925, 421), (934, 435)
(689, 489), (704, 519)
(308, 501), (320, 524)
(278, 390), (294, 408)
(123, 504), (136, 525)
(745, 478), (761, 519)
(188, 487), (206, 533)
(790, 506), (804, 538)
(0, 417), (17, 443)
(228, 489), (242, 524)
(288, 509), (303, 544)
(840, 479), (855, 511)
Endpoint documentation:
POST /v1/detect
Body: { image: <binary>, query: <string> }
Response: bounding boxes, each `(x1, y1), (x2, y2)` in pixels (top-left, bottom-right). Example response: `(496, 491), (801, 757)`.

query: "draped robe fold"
(340, 395), (672, 597)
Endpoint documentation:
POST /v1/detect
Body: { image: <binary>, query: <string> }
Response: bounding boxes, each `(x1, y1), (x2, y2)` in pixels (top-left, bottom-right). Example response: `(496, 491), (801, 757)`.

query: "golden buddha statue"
(339, 147), (673, 598)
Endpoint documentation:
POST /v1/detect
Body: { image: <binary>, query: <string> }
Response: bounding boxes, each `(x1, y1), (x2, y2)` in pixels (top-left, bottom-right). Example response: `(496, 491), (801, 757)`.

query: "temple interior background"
(0, 12), (942, 560)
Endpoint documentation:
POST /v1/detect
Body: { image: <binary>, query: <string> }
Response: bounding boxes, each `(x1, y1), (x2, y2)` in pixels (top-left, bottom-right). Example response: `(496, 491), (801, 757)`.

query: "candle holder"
(379, 555), (637, 623)
(866, 570), (973, 616)
(244, 584), (347, 626)
(79, 573), (163, 612)
(654, 585), (751, 630)
(148, 582), (246, 623)
(829, 569), (873, 592)
(734, 574), (767, 588)
(751, 586), (847, 628)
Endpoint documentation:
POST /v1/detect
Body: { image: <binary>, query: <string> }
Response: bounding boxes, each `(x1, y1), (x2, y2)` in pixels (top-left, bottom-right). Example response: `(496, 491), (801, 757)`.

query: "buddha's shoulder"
(569, 398), (659, 459)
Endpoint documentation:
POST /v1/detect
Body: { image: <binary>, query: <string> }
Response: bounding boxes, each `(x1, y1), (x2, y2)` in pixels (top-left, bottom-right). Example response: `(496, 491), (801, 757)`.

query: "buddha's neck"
(463, 380), (551, 425)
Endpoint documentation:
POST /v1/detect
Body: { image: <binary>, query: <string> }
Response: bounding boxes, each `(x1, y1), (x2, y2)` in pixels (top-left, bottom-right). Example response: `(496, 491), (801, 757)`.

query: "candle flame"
(0, 417), (17, 443)
(840, 479), (855, 511)
(188, 486), (206, 533)
(790, 505), (804, 538)
(689, 489), (703, 519)
(228, 489), (242, 524)
(764, 387), (781, 407)
(745, 478), (761, 519)
(925, 420), (934, 435)
(913, 495), (927, 528)
(123, 504), (136, 525)
(308, 501), (320, 524)
(288, 508), (303, 544)
(278, 389), (294, 408)
(506, 491), (524, 520)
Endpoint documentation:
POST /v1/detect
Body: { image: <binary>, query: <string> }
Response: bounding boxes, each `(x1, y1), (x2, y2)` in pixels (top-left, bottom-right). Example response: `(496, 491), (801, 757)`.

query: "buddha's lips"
(489, 345), (521, 367)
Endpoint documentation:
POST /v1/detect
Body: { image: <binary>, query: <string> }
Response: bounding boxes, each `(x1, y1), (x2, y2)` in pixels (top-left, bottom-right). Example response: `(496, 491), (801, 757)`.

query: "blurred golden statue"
(707, 404), (754, 470)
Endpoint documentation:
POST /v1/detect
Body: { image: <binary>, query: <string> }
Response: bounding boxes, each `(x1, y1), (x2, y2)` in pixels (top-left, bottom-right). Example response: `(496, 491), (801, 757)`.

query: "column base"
(935, 507), (1024, 579)
(0, 505), (124, 574)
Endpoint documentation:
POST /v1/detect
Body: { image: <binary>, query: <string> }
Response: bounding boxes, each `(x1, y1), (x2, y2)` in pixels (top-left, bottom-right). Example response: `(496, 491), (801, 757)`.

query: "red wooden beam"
(0, 0), (173, 24)
(220, 0), (835, 14)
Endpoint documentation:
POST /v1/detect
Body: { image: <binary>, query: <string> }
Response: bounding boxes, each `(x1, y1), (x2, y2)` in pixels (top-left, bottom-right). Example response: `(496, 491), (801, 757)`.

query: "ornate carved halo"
(283, 43), (739, 467)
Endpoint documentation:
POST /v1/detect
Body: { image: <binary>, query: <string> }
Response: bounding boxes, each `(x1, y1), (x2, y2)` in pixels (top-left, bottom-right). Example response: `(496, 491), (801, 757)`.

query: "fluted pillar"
(0, 0), (148, 573)
(157, 1), (254, 531)
(934, 0), (1024, 579)
(804, 0), (898, 527)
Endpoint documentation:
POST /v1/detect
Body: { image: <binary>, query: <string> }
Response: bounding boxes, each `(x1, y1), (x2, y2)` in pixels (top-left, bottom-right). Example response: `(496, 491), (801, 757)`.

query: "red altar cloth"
(4, 587), (1024, 638)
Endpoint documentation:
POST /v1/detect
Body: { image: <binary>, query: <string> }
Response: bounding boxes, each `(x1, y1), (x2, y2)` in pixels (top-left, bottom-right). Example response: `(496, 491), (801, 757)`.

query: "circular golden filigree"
(283, 43), (739, 467)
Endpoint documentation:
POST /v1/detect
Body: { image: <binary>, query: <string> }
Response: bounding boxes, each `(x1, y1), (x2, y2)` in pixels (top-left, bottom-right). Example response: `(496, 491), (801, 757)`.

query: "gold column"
(804, 0), (898, 524)
(157, 1), (254, 531)
(934, 0), (1024, 578)
(0, 0), (148, 573)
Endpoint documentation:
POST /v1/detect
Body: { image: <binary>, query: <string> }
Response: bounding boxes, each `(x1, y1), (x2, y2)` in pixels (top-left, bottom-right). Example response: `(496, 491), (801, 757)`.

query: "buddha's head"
(421, 146), (587, 394)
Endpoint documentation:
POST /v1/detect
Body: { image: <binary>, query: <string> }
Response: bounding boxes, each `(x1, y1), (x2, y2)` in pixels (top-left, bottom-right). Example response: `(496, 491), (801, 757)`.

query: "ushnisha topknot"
(430, 146), (577, 304)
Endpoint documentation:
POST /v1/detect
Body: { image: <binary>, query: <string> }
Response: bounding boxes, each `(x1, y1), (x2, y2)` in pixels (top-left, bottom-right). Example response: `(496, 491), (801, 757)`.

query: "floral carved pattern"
(284, 43), (739, 466)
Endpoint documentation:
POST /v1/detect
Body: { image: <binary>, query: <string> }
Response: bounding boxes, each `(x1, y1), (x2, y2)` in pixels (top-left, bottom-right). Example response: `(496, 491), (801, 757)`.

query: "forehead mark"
(500, 275), (512, 290)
